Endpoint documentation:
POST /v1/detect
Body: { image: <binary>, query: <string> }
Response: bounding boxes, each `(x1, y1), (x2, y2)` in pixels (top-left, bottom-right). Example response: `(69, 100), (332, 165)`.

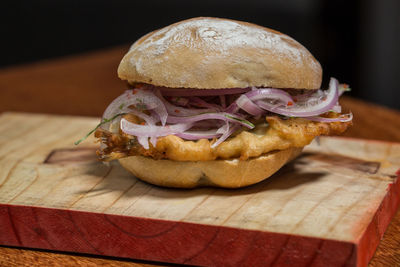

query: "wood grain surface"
(0, 112), (399, 266)
(0, 246), (158, 267)
(0, 45), (400, 266)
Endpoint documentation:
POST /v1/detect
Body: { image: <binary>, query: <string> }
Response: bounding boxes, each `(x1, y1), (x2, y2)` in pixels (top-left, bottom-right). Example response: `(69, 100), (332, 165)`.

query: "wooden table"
(0, 45), (399, 266)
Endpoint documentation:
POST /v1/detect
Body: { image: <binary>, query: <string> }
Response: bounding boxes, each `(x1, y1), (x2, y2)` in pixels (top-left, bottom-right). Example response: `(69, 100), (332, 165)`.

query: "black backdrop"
(1, 0), (399, 109)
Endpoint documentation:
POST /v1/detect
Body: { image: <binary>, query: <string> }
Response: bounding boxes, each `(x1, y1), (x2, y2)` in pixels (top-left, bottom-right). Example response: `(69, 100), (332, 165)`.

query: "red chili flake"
(140, 122), (145, 125)
(132, 89), (138, 95)
(174, 109), (180, 113)
(342, 83), (349, 88)
(287, 101), (293, 106)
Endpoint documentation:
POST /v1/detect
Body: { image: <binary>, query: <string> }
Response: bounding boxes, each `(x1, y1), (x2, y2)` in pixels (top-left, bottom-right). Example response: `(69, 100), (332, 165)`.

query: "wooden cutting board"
(0, 112), (399, 267)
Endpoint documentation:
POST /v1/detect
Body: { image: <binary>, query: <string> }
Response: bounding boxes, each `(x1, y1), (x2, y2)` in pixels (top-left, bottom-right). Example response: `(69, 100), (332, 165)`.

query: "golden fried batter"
(96, 115), (351, 161)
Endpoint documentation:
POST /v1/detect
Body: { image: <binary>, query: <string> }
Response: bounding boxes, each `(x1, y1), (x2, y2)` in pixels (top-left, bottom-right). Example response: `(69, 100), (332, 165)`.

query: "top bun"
(118, 17), (322, 90)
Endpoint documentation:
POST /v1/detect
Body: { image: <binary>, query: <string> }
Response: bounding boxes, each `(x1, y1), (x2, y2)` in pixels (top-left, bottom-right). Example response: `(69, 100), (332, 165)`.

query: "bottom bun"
(118, 147), (303, 188)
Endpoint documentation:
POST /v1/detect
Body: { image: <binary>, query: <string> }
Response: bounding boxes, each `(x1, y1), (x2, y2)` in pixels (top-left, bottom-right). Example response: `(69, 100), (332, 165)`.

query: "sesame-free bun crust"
(118, 147), (302, 188)
(118, 17), (322, 90)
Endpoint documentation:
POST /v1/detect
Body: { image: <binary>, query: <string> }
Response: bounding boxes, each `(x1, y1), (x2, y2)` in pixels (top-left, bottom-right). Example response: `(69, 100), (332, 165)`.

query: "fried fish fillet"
(95, 114), (351, 162)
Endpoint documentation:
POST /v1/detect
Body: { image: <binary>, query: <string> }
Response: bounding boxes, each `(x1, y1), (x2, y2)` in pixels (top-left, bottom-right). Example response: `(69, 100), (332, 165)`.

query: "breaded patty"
(95, 114), (351, 161)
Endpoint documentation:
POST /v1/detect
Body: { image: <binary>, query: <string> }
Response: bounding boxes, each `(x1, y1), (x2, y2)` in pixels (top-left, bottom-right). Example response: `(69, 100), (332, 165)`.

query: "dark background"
(1, 0), (399, 110)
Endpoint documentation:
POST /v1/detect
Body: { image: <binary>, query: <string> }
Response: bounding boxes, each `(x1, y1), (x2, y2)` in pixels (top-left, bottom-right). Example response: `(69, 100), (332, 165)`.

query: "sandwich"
(80, 17), (352, 188)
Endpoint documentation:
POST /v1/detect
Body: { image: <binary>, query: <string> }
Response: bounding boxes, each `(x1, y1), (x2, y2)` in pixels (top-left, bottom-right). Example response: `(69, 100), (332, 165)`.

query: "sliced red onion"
(99, 77), (349, 150)
(101, 89), (168, 128)
(149, 136), (158, 147)
(155, 90), (217, 116)
(176, 129), (221, 140)
(136, 89), (168, 126)
(188, 96), (222, 110)
(101, 90), (131, 130)
(216, 123), (228, 135)
(102, 90), (128, 119)
(137, 136), (150, 149)
(176, 123), (239, 148)
(291, 90), (318, 102)
(166, 112), (254, 129)
(246, 88), (294, 103)
(306, 113), (353, 122)
(211, 123), (240, 148)
(235, 95), (264, 116)
(255, 78), (339, 117)
(139, 135), (161, 149)
(159, 87), (251, 96)
(226, 88), (293, 113)
(127, 110), (158, 149)
(120, 118), (193, 137)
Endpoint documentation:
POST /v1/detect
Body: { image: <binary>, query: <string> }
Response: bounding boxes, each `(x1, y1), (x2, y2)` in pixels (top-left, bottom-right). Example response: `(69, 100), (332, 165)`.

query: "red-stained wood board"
(0, 112), (399, 267)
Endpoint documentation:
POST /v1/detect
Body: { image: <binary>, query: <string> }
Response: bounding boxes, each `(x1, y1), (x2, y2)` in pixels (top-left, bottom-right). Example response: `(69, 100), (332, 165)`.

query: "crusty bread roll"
(119, 148), (302, 188)
(118, 17), (322, 90)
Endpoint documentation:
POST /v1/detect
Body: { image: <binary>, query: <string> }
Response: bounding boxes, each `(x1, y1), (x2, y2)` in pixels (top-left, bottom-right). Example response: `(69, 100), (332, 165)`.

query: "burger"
(81, 17), (352, 188)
